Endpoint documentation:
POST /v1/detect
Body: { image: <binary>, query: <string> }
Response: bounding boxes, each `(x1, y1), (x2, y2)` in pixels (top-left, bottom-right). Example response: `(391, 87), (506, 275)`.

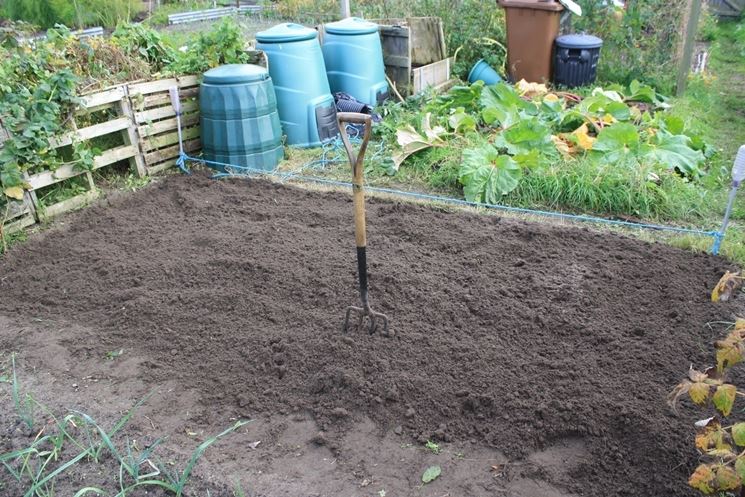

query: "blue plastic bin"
(200, 64), (283, 172)
(256, 23), (338, 147)
(322, 17), (389, 105)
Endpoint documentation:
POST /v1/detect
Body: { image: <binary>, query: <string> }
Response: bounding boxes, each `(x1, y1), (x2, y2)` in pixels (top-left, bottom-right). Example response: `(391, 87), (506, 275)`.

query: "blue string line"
(177, 150), (721, 242)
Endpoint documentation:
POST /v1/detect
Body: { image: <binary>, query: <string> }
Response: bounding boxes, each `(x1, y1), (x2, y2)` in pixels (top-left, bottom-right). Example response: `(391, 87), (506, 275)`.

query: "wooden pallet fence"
(2, 75), (207, 234)
(26, 84), (146, 221)
(128, 75), (202, 175)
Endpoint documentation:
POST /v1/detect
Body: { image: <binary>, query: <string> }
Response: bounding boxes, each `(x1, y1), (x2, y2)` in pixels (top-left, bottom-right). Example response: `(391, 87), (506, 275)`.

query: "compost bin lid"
(555, 33), (603, 49)
(256, 23), (317, 43)
(324, 17), (379, 35)
(203, 64), (269, 85)
(497, 0), (564, 11)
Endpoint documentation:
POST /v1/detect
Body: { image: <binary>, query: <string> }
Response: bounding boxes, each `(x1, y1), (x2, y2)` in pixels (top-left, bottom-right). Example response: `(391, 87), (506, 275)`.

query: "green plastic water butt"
(322, 17), (389, 105)
(256, 23), (338, 148)
(200, 64), (283, 172)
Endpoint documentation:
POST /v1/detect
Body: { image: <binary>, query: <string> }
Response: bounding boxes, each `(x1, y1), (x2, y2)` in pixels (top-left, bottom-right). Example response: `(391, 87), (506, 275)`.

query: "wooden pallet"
(373, 17), (455, 97)
(128, 75), (202, 174)
(25, 85), (146, 222)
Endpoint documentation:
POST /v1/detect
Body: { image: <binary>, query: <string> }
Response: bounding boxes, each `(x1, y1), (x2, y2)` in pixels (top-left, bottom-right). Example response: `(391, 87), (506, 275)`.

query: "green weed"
(1, 386), (249, 497)
(425, 440), (441, 454)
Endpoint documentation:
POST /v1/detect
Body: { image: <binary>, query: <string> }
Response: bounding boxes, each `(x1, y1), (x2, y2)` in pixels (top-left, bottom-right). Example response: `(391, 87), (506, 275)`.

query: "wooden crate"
(374, 17), (456, 97)
(128, 75), (202, 175)
(12, 85), (145, 222)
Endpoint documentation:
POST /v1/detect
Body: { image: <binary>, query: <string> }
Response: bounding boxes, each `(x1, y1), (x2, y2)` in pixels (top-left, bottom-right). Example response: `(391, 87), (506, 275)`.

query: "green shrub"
(3, 0), (141, 29)
(166, 18), (254, 75)
(573, 0), (687, 93)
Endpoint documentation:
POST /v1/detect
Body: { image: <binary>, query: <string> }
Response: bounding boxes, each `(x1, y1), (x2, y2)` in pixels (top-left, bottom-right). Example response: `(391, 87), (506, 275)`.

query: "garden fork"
(337, 112), (391, 337)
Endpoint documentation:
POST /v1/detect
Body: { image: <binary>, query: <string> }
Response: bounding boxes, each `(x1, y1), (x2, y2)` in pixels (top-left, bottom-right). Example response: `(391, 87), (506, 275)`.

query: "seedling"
(105, 349), (124, 361)
(425, 440), (441, 454)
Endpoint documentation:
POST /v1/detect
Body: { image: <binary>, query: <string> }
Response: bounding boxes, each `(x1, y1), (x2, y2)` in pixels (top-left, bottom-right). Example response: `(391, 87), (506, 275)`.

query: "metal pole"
(340, 0), (350, 18)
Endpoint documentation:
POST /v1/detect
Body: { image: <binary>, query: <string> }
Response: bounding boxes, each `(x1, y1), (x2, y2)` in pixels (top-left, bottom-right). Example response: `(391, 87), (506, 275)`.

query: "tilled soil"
(1, 173), (743, 497)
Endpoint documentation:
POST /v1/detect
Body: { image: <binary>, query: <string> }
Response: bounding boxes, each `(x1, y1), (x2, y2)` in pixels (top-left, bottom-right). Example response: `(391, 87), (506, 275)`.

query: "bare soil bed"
(1, 173), (743, 497)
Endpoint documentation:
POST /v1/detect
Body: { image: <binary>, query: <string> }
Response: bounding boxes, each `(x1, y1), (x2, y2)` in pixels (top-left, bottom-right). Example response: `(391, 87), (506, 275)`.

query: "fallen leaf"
(516, 79), (548, 97)
(422, 465), (441, 484)
(3, 186), (24, 200)
(689, 381), (711, 405)
(712, 271), (742, 302)
(571, 123), (596, 151)
(551, 135), (572, 158)
(543, 93), (560, 103)
(689, 464), (715, 493)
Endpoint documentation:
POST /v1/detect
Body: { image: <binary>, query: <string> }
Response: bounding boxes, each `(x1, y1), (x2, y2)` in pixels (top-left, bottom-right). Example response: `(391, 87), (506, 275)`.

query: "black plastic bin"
(553, 34), (603, 88)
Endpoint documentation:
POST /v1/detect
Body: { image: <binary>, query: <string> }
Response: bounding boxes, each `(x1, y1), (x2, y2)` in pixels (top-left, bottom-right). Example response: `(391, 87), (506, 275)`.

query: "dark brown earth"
(1, 172), (743, 497)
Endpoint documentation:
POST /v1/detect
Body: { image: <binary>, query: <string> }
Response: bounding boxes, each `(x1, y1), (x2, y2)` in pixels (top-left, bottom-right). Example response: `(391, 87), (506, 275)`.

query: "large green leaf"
(579, 94), (631, 121)
(494, 118), (556, 158)
(644, 132), (705, 178)
(592, 123), (641, 163)
(479, 84), (537, 128)
(459, 145), (522, 203)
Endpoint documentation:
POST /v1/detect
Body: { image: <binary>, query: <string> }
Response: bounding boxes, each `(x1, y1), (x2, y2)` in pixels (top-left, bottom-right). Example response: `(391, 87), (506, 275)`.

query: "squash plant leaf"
(644, 132), (704, 178)
(459, 145), (522, 204)
(592, 123), (640, 163)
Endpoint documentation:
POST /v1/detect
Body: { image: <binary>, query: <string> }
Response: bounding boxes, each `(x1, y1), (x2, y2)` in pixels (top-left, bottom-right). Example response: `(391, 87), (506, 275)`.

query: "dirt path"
(0, 173), (742, 496)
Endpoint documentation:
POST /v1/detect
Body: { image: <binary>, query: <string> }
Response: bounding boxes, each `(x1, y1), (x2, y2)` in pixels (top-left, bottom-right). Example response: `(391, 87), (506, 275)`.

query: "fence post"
(120, 85), (148, 177)
(676, 0), (703, 96)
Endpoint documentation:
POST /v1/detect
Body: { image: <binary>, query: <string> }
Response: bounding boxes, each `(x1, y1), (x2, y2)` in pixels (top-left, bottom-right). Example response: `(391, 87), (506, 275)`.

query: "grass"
(2, 357), (250, 497)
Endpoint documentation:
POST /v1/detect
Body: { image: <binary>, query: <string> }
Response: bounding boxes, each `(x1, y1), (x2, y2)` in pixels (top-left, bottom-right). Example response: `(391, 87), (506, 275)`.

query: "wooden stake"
(676, 0), (703, 96)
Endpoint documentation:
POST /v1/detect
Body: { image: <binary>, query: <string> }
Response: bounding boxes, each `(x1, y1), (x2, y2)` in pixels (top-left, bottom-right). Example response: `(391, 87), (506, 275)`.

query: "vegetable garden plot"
(0, 174), (743, 496)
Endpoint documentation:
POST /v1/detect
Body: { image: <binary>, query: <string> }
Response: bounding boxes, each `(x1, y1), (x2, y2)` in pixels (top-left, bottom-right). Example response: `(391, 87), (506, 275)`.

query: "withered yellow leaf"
(689, 464), (715, 493)
(3, 186), (24, 200)
(571, 124), (596, 151)
(690, 382), (711, 405)
(712, 271), (742, 303)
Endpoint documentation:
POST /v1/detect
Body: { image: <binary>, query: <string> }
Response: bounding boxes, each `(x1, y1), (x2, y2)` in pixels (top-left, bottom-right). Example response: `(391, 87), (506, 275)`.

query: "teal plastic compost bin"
(256, 23), (338, 148)
(322, 17), (389, 106)
(199, 64), (283, 172)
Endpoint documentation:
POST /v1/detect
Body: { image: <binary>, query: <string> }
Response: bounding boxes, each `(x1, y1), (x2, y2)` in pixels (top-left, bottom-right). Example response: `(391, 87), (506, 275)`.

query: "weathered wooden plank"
(141, 88), (199, 110)
(141, 125), (200, 152)
(135, 100), (199, 124)
(413, 57), (452, 93)
(2, 213), (35, 235)
(80, 86), (126, 109)
(50, 117), (131, 148)
(3, 198), (28, 221)
(409, 17), (446, 66)
(119, 86), (147, 178)
(128, 75), (200, 97)
(139, 113), (200, 138)
(147, 158), (179, 174)
(383, 54), (410, 68)
(144, 138), (201, 166)
(37, 190), (99, 222)
(27, 145), (137, 190)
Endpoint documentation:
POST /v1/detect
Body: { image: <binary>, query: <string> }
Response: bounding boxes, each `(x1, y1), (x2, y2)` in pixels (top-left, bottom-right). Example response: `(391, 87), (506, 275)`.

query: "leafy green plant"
(166, 18), (253, 75)
(112, 23), (175, 71)
(425, 440), (441, 454)
(669, 318), (745, 494)
(1, 387), (250, 497)
(390, 79), (710, 214)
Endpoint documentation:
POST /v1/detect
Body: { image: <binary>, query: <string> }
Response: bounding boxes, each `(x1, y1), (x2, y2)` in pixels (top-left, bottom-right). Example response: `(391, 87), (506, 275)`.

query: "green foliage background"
(2, 0), (142, 29)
